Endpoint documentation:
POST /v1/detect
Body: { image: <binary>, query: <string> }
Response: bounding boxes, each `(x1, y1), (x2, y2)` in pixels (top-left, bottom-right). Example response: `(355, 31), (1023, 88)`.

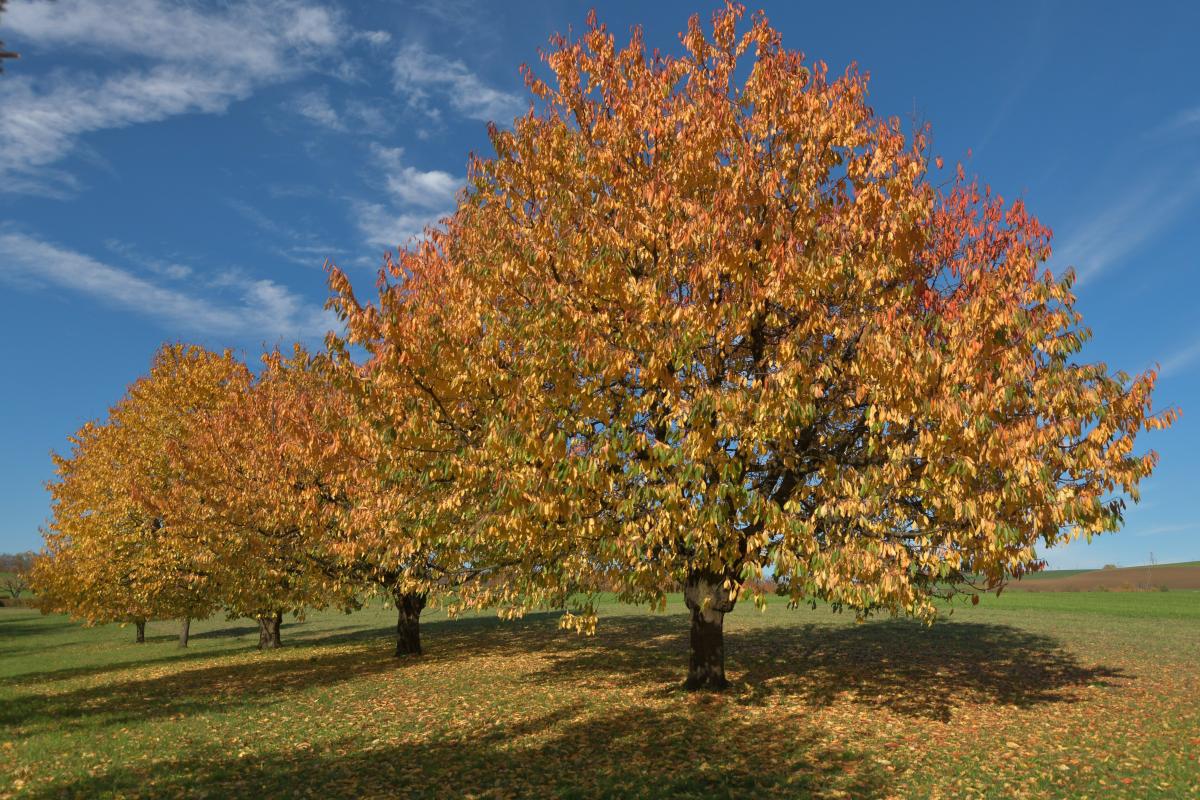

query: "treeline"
(29, 7), (1172, 689)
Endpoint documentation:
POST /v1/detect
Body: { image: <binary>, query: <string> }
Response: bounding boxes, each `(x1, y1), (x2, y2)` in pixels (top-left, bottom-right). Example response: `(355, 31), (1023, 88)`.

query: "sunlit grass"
(2, 591), (1198, 798)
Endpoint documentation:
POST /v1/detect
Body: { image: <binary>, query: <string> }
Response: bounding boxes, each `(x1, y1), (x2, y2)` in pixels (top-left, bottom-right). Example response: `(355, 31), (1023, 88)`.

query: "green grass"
(2, 592), (1198, 799)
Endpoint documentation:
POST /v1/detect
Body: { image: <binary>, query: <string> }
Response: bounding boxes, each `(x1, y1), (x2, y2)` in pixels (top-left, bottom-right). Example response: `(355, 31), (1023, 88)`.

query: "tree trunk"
(394, 591), (427, 657)
(178, 617), (191, 648)
(683, 571), (738, 691)
(257, 611), (283, 650)
(134, 619), (146, 644)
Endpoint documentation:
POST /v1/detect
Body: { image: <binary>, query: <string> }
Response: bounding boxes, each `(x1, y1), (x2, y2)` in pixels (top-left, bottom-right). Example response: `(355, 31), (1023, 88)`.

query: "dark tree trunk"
(257, 611), (283, 650)
(134, 619), (146, 644)
(683, 571), (738, 691)
(178, 617), (191, 648)
(394, 591), (427, 657)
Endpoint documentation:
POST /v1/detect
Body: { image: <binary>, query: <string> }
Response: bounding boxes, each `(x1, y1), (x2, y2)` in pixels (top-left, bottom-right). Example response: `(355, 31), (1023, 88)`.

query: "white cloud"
(0, 232), (331, 339)
(293, 89), (346, 131)
(347, 146), (461, 252)
(370, 144), (460, 209)
(392, 41), (524, 123)
(359, 30), (392, 47)
(1, 0), (350, 193)
(5, 0), (341, 71)
(353, 201), (445, 251)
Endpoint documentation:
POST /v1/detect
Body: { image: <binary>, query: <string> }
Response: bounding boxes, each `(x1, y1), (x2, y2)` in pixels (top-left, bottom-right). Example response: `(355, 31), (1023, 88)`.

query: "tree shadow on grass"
(302, 610), (564, 648)
(2, 623), (297, 686)
(0, 645), (410, 735)
(23, 703), (890, 800)
(530, 615), (1127, 722)
(4, 610), (1124, 738)
(1, 615), (569, 734)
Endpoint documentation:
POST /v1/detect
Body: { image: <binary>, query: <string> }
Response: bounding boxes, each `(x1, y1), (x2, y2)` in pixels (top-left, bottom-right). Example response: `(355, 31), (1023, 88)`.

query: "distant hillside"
(1009, 561), (1200, 592)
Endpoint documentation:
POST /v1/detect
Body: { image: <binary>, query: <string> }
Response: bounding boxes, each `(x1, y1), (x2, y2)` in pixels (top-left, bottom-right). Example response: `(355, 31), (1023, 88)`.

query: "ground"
(2, 590), (1198, 799)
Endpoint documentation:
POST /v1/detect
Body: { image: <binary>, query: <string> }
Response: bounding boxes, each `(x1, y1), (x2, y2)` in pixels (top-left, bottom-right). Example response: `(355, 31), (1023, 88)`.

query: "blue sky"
(1, 0), (1197, 569)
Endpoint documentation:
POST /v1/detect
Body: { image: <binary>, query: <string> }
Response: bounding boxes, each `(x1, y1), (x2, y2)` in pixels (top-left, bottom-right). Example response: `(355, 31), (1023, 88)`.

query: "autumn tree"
(334, 5), (1174, 689)
(34, 345), (250, 646)
(161, 347), (363, 650)
(328, 249), (587, 657)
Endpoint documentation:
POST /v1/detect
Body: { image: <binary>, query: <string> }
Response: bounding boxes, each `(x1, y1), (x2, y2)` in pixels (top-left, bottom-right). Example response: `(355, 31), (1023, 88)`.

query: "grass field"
(2, 591), (1198, 799)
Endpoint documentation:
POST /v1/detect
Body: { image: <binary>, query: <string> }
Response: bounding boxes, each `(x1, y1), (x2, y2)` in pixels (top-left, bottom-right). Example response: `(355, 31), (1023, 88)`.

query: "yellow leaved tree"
(34, 344), (250, 646)
(333, 5), (1174, 689)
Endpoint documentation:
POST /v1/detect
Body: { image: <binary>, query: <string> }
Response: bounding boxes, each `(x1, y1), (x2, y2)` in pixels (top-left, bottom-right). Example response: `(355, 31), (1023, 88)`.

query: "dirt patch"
(1010, 564), (1200, 592)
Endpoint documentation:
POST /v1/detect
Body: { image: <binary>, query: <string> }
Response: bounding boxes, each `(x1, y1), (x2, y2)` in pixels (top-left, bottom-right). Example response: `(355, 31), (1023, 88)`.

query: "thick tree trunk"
(257, 611), (283, 650)
(394, 591), (427, 657)
(178, 617), (191, 648)
(134, 619), (146, 644)
(683, 571), (738, 691)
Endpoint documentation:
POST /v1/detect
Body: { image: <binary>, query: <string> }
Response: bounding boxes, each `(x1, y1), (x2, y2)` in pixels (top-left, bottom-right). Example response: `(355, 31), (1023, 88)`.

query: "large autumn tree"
(332, 5), (1174, 690)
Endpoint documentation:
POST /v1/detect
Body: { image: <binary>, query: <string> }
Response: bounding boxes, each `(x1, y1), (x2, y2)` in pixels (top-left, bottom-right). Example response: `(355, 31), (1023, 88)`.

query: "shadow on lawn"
(23, 702), (890, 799)
(3, 611), (1124, 736)
(532, 615), (1127, 721)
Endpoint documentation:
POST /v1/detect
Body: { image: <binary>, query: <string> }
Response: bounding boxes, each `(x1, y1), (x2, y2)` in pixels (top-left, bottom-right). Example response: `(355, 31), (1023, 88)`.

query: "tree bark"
(134, 619), (146, 644)
(683, 571), (738, 691)
(257, 611), (283, 649)
(394, 591), (427, 657)
(178, 617), (191, 648)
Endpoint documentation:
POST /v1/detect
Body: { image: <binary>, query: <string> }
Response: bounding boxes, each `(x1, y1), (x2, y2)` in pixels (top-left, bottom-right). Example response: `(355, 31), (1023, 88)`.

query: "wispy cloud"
(1051, 170), (1200, 287)
(1158, 105), (1200, 136)
(1132, 522), (1200, 538)
(293, 88), (346, 132)
(227, 199), (342, 269)
(357, 30), (392, 48)
(104, 239), (193, 280)
(0, 232), (332, 339)
(288, 90), (392, 136)
(1, 0), (351, 194)
(1159, 337), (1200, 378)
(392, 40), (524, 124)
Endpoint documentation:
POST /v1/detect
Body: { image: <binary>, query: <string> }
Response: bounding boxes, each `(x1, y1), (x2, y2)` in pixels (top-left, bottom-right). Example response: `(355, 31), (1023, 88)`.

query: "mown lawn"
(2, 591), (1197, 799)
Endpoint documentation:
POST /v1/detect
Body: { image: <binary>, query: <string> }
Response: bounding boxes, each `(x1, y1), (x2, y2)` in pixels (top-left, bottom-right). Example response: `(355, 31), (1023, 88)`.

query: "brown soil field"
(1010, 564), (1200, 592)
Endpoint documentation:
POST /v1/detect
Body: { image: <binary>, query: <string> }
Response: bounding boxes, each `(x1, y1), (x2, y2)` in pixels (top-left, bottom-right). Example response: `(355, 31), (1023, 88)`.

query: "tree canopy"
(33, 5), (1174, 689)
(329, 5), (1174, 688)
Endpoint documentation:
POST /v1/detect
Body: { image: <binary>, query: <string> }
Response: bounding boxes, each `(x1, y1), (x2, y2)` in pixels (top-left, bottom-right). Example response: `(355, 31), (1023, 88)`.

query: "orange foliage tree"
(161, 347), (364, 649)
(34, 345), (250, 646)
(328, 245), (588, 656)
(332, 5), (1174, 689)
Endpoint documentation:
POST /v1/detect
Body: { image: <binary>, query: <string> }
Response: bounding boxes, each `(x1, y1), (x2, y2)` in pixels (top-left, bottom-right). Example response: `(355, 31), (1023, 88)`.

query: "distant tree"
(161, 347), (363, 649)
(33, 345), (250, 645)
(333, 5), (1175, 689)
(0, 552), (34, 599)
